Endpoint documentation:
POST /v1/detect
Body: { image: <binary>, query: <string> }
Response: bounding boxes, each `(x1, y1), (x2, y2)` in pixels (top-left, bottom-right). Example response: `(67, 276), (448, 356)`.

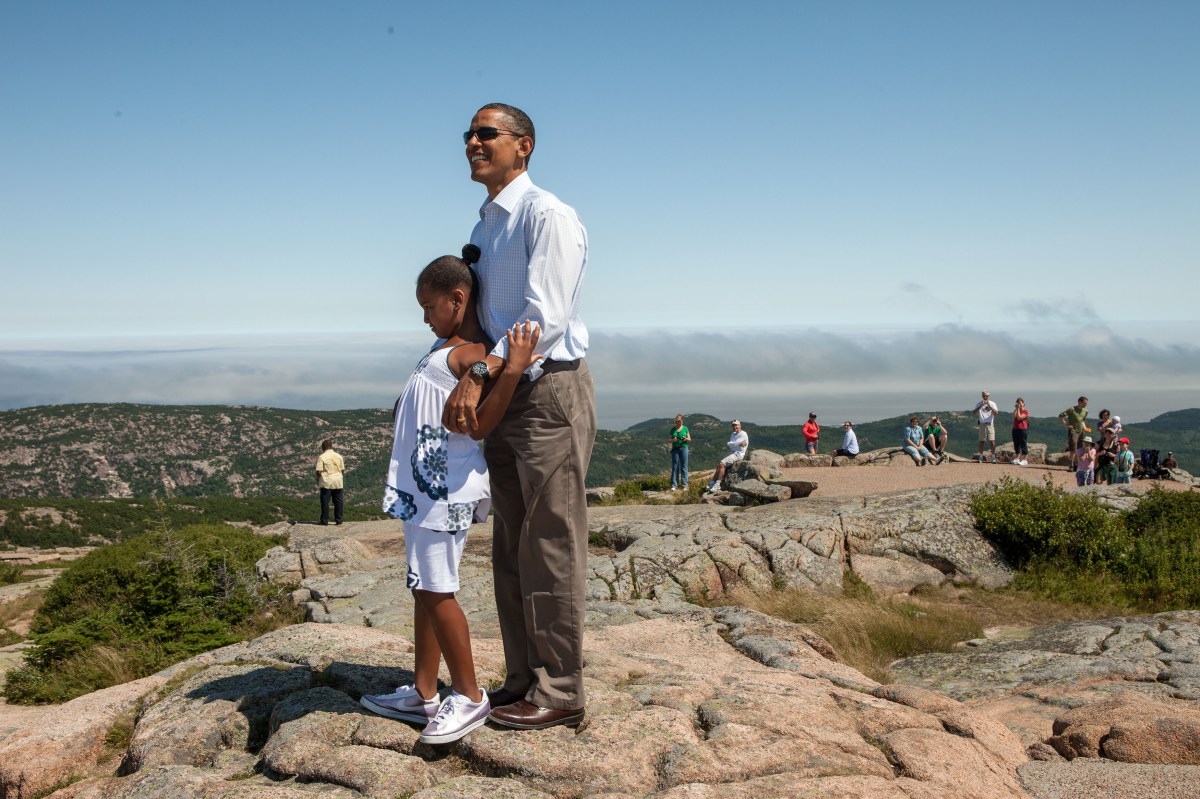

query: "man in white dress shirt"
(443, 103), (595, 731)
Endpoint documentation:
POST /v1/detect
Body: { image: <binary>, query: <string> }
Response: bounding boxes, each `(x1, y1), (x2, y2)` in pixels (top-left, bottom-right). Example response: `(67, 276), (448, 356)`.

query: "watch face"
(470, 361), (489, 379)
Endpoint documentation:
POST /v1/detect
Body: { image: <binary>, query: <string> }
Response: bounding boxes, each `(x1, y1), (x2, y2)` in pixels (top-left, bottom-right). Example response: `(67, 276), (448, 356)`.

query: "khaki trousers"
(486, 360), (595, 710)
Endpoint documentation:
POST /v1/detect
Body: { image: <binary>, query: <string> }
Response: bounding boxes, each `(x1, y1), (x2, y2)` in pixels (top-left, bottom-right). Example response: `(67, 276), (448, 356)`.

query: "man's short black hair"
(478, 102), (535, 165)
(321, 439), (333, 450)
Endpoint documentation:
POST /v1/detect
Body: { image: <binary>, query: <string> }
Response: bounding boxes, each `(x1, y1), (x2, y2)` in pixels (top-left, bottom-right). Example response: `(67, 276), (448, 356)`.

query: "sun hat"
(1082, 436), (1094, 443)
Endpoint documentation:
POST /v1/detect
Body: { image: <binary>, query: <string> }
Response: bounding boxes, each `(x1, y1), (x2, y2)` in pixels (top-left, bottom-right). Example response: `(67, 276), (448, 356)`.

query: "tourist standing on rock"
(361, 248), (542, 745)
(669, 414), (691, 490)
(708, 420), (749, 491)
(802, 412), (820, 454)
(1076, 436), (1097, 486)
(834, 421), (859, 458)
(1114, 437), (1135, 484)
(1011, 398), (1030, 466)
(315, 440), (345, 526)
(1058, 396), (1089, 471)
(442, 103), (596, 732)
(903, 416), (938, 466)
(971, 390), (1000, 464)
(1096, 427), (1120, 484)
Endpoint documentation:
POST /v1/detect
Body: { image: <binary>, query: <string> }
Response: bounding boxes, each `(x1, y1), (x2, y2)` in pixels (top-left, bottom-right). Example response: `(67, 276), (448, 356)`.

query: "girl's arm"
(447, 342), (488, 379)
(471, 321), (542, 440)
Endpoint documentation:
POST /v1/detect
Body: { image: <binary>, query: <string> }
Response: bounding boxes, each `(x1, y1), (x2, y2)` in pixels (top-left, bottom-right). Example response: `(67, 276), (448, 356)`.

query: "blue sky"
(2, 1), (1198, 426)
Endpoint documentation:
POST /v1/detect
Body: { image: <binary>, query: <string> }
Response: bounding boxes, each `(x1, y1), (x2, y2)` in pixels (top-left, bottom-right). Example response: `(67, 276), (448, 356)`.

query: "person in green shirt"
(1058, 396), (1089, 471)
(669, 414), (691, 490)
(923, 415), (948, 460)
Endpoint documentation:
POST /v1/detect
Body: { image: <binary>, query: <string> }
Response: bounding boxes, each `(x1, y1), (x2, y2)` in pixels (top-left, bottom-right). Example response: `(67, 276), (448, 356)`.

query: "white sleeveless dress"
(383, 343), (490, 531)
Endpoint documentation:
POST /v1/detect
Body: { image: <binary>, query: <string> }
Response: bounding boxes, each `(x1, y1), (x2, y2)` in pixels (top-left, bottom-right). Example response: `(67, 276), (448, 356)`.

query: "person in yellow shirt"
(315, 439), (346, 525)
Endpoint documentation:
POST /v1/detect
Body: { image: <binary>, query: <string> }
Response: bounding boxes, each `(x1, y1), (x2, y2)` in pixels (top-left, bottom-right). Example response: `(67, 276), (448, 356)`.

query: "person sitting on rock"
(707, 420), (748, 491)
(923, 415), (948, 460)
(834, 421), (859, 458)
(1162, 451), (1179, 471)
(903, 416), (938, 466)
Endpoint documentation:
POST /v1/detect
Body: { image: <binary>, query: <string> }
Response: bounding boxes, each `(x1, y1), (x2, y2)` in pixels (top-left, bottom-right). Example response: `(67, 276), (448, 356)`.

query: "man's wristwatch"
(469, 361), (491, 381)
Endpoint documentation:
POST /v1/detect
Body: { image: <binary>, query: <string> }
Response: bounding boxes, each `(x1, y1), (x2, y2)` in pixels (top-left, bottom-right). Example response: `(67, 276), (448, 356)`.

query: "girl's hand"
(506, 320), (543, 371)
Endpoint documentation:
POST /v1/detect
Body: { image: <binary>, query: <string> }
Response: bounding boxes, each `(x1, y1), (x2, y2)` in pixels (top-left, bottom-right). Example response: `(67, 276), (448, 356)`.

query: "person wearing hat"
(1162, 451), (1179, 470)
(708, 420), (749, 491)
(1075, 436), (1097, 486)
(802, 412), (820, 454)
(1114, 438), (1135, 484)
(971, 390), (1000, 463)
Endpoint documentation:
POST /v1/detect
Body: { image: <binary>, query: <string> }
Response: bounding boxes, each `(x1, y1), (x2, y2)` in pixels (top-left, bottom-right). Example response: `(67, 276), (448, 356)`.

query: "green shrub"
(973, 479), (1200, 612)
(1119, 488), (1200, 609)
(610, 475), (672, 503)
(0, 560), (22, 586)
(970, 476), (1128, 569)
(4, 523), (296, 705)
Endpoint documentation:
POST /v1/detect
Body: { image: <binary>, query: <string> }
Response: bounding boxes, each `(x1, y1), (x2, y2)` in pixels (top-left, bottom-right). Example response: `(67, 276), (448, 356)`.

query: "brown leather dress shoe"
(486, 686), (526, 708)
(488, 699), (585, 730)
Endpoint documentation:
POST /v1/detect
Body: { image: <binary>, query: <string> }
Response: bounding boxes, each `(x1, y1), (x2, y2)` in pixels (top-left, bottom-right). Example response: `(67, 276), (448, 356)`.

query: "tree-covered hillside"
(1, 403), (1195, 497)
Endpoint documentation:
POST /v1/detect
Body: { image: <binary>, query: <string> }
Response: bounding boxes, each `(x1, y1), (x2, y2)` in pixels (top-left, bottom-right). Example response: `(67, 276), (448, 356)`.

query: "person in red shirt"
(802, 412), (820, 454)
(1011, 398), (1030, 466)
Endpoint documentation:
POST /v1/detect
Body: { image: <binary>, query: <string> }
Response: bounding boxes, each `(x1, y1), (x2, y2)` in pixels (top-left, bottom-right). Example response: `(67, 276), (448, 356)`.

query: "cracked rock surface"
(26, 614), (1030, 799)
(891, 611), (1200, 749)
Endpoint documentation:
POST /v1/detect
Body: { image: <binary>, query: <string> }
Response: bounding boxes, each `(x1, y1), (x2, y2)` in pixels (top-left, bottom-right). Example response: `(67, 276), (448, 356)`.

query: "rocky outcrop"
(891, 611), (1200, 749)
(1047, 694), (1200, 764)
(0, 674), (166, 799)
(18, 612), (1031, 799)
(258, 486), (1013, 625)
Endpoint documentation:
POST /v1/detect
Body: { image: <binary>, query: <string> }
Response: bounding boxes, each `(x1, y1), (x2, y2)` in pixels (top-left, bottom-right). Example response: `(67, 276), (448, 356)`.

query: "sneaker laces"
(432, 692), (471, 724)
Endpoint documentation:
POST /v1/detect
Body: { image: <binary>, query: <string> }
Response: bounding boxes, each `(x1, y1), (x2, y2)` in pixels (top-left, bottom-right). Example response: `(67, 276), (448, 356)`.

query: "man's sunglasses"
(463, 127), (524, 144)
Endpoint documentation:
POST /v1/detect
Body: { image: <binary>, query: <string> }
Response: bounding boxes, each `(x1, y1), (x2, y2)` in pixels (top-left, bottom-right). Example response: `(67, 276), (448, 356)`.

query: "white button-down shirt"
(470, 172), (589, 380)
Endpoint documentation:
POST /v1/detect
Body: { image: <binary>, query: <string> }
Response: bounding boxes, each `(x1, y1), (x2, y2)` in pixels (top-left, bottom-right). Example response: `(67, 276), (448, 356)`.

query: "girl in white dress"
(361, 245), (541, 745)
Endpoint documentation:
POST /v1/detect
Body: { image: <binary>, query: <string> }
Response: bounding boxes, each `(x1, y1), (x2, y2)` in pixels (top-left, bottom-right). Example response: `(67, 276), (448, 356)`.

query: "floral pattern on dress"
(411, 423), (449, 501)
(446, 501), (478, 531)
(382, 485), (417, 520)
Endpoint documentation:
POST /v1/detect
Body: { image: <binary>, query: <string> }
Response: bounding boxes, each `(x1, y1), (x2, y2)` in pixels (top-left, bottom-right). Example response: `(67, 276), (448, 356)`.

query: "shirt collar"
(480, 171), (533, 216)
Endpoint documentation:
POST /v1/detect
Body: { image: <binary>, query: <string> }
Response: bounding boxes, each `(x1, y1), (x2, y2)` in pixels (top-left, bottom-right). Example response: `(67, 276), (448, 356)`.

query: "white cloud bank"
(2, 324), (1198, 430)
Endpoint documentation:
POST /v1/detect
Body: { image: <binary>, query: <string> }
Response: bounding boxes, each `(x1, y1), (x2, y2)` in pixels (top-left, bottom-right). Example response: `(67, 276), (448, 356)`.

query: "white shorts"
(978, 423), (995, 442)
(721, 451), (745, 466)
(404, 521), (467, 593)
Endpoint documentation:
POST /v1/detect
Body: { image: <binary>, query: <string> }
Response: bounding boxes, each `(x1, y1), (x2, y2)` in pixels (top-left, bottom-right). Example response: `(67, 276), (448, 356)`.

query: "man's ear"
(517, 136), (534, 161)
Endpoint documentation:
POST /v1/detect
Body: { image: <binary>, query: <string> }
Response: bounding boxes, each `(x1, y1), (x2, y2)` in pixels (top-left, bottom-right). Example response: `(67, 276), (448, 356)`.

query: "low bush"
(970, 476), (1128, 569)
(972, 479), (1200, 611)
(3, 522), (301, 705)
(0, 560), (23, 586)
(1119, 488), (1200, 609)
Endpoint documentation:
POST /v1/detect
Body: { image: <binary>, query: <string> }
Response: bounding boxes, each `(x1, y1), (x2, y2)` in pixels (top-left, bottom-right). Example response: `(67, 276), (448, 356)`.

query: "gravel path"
(1020, 759), (1200, 799)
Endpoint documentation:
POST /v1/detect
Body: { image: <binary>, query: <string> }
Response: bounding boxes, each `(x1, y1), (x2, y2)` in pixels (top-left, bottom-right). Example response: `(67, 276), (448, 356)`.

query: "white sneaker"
(419, 691), (491, 744)
(989, 456), (997, 464)
(978, 454), (986, 463)
(360, 684), (440, 724)
(707, 480), (720, 491)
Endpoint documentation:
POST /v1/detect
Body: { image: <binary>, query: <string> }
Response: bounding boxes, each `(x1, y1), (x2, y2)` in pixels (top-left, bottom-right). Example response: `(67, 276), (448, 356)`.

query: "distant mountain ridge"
(1, 403), (1196, 499)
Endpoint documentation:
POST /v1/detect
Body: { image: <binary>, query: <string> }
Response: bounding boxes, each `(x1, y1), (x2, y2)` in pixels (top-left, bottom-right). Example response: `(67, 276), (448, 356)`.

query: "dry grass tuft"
(710, 575), (1136, 683)
(714, 582), (984, 683)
